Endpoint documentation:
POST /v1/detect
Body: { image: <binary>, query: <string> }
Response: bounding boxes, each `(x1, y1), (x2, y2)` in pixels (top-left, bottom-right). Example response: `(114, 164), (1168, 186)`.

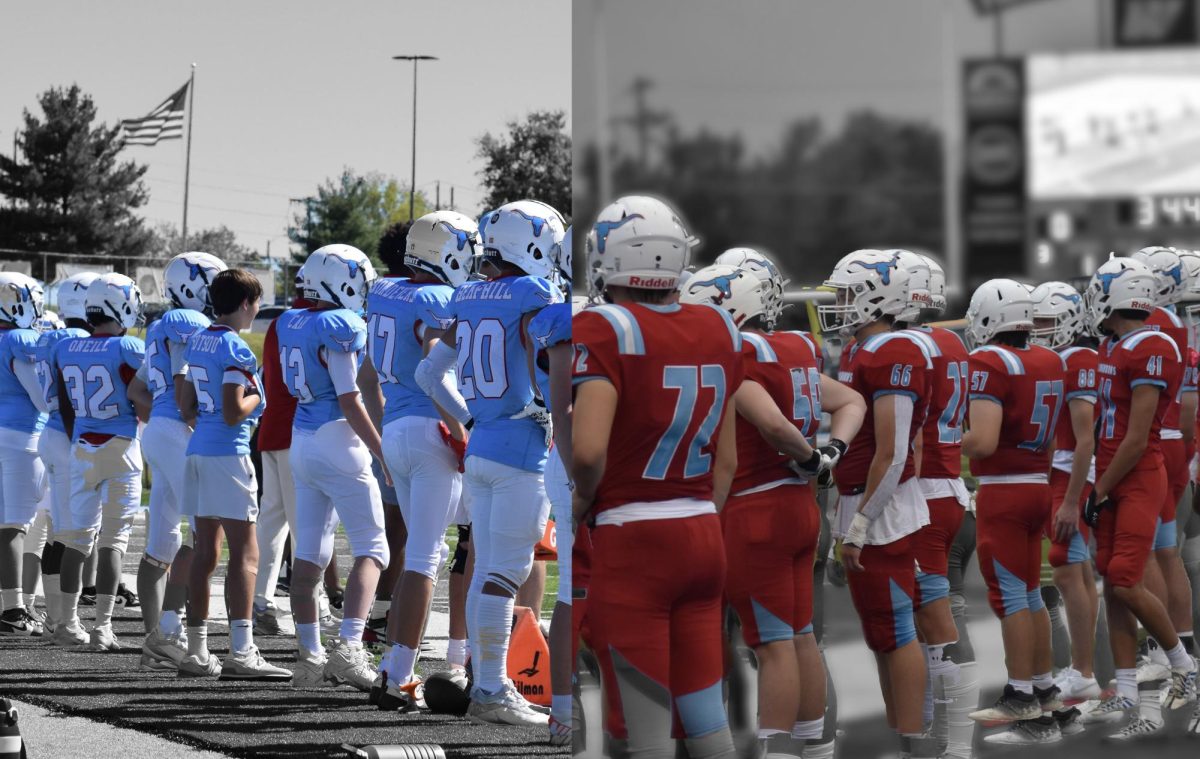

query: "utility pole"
(436, 181), (441, 211)
(450, 186), (455, 212)
(392, 55), (438, 223)
(611, 76), (672, 169)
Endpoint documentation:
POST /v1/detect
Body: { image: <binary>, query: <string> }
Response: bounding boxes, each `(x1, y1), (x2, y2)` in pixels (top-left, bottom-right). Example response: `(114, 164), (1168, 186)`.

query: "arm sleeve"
(13, 360), (47, 412)
(168, 340), (188, 377)
(323, 347), (360, 396)
(135, 358), (149, 383)
(415, 339), (471, 424)
(858, 393), (914, 522)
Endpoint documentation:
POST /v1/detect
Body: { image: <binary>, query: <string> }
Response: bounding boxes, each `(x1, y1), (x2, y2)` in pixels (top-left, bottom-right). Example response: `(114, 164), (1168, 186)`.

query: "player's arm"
(712, 399), (738, 511)
(357, 358), (385, 434)
(328, 348), (389, 482)
(221, 381), (259, 426)
(734, 380), (816, 461)
(572, 378), (617, 525)
(843, 393), (914, 572)
(548, 342), (573, 476)
(818, 374), (866, 448)
(12, 356), (47, 413)
(127, 374), (153, 424)
(1181, 390), (1197, 444)
(421, 324), (467, 441)
(56, 368), (74, 439)
(414, 320), (472, 425)
(169, 342), (197, 427)
(961, 400), (1001, 459)
(1093, 384), (1159, 501)
(1053, 397), (1094, 542)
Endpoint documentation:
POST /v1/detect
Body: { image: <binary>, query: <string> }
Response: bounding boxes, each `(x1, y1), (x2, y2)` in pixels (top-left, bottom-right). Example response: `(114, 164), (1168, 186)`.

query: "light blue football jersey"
(448, 275), (558, 472)
(144, 309), (211, 423)
(527, 301), (572, 408)
(185, 326), (262, 456)
(275, 307), (367, 432)
(53, 334), (145, 440)
(35, 327), (90, 434)
(0, 327), (47, 434)
(366, 277), (454, 426)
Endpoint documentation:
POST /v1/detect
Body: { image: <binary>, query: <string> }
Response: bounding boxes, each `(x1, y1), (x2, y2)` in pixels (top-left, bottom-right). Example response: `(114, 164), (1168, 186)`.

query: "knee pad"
(1040, 585), (1061, 608)
(146, 523), (182, 566)
(97, 514), (134, 555)
(917, 571), (950, 606)
(142, 552), (171, 571)
(485, 548), (535, 596)
(61, 527), (96, 553)
(450, 535), (470, 575)
(23, 512), (49, 555)
(404, 542), (443, 581)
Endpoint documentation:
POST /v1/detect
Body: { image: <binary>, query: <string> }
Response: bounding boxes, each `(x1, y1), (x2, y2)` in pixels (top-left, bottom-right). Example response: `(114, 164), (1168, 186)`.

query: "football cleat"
(969, 685), (1041, 723)
(0, 607), (43, 637)
(1189, 702), (1200, 734)
(253, 601), (295, 637)
(292, 648), (336, 688)
(1105, 717), (1162, 742)
(87, 623), (120, 652)
(78, 586), (97, 606)
(324, 638), (375, 692)
(378, 676), (423, 713)
(220, 645), (293, 681)
(1136, 658), (1171, 684)
(467, 681), (550, 727)
(177, 653), (222, 678)
(548, 714), (571, 746)
(319, 610), (341, 638)
(1079, 694), (1135, 724)
(51, 620), (87, 646)
(1164, 665), (1197, 710)
(114, 583), (139, 609)
(1053, 707), (1085, 737)
(1035, 684), (1064, 713)
(140, 630), (186, 671)
(1053, 668), (1101, 702)
(982, 716), (1062, 745)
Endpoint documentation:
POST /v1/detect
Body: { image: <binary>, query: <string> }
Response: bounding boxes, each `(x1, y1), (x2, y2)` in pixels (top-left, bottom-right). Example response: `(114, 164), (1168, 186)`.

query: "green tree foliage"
(476, 110), (571, 219)
(0, 85), (154, 263)
(151, 223), (259, 263)
(288, 169), (429, 264)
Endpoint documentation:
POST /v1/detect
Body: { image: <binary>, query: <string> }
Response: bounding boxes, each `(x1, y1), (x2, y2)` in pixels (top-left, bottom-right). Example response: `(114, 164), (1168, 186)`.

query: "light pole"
(392, 54), (438, 223)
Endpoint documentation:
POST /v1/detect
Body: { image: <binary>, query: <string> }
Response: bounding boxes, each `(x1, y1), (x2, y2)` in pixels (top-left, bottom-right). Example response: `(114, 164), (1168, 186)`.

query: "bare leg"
(516, 560), (547, 620)
(186, 519), (222, 626)
(1054, 563), (1099, 677)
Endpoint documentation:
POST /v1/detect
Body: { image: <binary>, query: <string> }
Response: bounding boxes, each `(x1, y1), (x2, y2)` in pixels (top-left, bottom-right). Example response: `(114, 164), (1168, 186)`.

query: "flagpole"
(181, 63), (196, 253)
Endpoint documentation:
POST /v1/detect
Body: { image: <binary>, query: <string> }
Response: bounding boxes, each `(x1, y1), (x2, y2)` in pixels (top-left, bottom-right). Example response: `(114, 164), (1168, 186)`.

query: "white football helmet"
(85, 273), (144, 329)
(55, 271), (100, 321)
(922, 255), (947, 314)
(714, 247), (788, 331)
(406, 211), (479, 287)
(964, 278), (1034, 349)
(1084, 256), (1157, 335)
(0, 273), (44, 329)
(301, 244), (377, 313)
(1029, 281), (1084, 350)
(590, 195), (696, 292)
(678, 264), (766, 328)
(164, 252), (227, 313)
(34, 310), (64, 333)
(818, 249), (910, 336)
(1131, 246), (1186, 305)
(1178, 249), (1200, 321)
(478, 200), (565, 280)
(888, 249), (932, 323)
(550, 225), (573, 296)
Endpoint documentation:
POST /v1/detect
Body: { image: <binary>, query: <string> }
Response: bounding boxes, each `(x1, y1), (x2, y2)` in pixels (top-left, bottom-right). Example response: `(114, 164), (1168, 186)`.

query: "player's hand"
(1053, 502), (1079, 543)
(572, 490), (594, 530)
(841, 512), (870, 571)
(379, 459), (394, 488)
(511, 397), (553, 446)
(438, 421), (468, 473)
(818, 438), (848, 470)
(791, 449), (826, 478)
(841, 543), (864, 572)
(1082, 490), (1112, 528)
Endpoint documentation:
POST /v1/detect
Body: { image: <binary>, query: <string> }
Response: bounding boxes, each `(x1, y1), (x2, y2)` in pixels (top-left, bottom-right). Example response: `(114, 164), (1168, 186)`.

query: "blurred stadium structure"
(575, 0), (1200, 323)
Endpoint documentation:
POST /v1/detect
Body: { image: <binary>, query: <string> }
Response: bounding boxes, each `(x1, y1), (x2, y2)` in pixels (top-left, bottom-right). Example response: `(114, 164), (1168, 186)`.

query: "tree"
(0, 85), (154, 265)
(288, 169), (429, 264)
(476, 110), (571, 219)
(150, 223), (259, 263)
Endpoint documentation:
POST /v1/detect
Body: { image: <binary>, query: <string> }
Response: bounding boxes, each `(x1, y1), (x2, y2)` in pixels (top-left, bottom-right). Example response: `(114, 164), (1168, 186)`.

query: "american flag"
(120, 83), (188, 146)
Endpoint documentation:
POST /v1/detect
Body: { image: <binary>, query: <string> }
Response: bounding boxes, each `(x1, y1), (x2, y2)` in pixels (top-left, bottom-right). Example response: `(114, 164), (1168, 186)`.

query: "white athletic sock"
(389, 643), (417, 684)
(62, 590), (80, 626)
(791, 718), (823, 739)
(757, 728), (787, 739)
(297, 622), (321, 656)
(94, 593), (116, 627)
(476, 593), (514, 694)
(448, 638), (469, 669)
(1115, 668), (1139, 701)
(1137, 681), (1162, 725)
(370, 599), (390, 620)
(43, 579), (61, 623)
(1032, 671), (1054, 690)
(1164, 640), (1195, 670)
(230, 619), (253, 655)
(21, 592), (34, 609)
(0, 588), (19, 611)
(187, 624), (208, 658)
(552, 693), (572, 723)
(1007, 678), (1033, 695)
(338, 616), (366, 643)
(800, 739), (835, 759)
(159, 609), (182, 637)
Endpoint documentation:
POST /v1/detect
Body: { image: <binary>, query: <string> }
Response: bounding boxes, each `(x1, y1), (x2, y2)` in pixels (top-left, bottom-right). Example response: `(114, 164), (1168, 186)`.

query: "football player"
(888, 251), (978, 755)
(276, 244), (389, 691)
(1028, 282), (1103, 703)
(682, 260), (866, 759)
(1080, 256), (1198, 739)
(126, 251), (227, 669)
(961, 279), (1067, 745)
(573, 196), (741, 758)
(817, 250), (935, 758)
(33, 272), (96, 634)
(52, 273), (144, 650)
(1131, 246), (1198, 670)
(0, 273), (47, 636)
(416, 200), (562, 726)
(365, 210), (474, 711)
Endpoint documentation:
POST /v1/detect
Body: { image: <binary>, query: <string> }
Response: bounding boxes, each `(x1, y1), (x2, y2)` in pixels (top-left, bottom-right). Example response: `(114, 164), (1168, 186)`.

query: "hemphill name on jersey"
(456, 281), (518, 301)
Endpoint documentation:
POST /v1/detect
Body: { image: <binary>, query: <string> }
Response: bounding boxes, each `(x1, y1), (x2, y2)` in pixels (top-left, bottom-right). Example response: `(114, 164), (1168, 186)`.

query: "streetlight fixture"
(392, 54), (438, 224)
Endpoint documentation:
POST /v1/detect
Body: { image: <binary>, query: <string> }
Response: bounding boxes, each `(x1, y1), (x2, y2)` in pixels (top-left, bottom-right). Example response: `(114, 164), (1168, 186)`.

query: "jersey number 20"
(644, 364), (727, 480)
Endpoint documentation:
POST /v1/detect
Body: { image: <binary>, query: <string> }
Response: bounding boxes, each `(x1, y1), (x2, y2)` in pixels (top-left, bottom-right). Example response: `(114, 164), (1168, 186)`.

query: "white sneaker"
(1079, 694), (1136, 724)
(254, 601), (295, 637)
(1055, 669), (1101, 702)
(88, 623), (120, 651)
(1105, 717), (1162, 742)
(51, 620), (87, 646)
(220, 644), (293, 681)
(982, 716), (1062, 745)
(1165, 664), (1197, 709)
(293, 647), (336, 688)
(1136, 657), (1171, 683)
(141, 629), (186, 671)
(319, 611), (341, 638)
(324, 638), (375, 691)
(177, 653), (222, 678)
(467, 681), (550, 727)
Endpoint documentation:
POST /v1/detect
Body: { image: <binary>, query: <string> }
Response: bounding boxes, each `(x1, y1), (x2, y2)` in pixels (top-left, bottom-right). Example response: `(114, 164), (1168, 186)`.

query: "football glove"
(791, 449), (826, 478)
(818, 438), (848, 470)
(1082, 491), (1113, 528)
(511, 397), (553, 446)
(437, 422), (467, 473)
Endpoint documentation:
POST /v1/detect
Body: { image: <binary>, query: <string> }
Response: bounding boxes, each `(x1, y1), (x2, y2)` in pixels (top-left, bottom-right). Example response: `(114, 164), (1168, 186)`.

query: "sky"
(574, 0), (1104, 159)
(1, 0), (570, 258)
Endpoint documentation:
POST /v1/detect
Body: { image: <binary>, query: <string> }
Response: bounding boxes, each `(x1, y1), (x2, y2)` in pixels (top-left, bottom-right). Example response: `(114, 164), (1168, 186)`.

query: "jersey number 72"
(644, 364), (728, 480)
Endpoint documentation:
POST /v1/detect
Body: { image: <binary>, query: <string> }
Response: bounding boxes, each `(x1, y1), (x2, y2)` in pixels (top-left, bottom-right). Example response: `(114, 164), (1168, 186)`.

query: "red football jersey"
(256, 317), (298, 452)
(833, 331), (932, 492)
(1097, 327), (1182, 474)
(1145, 307), (1190, 431)
(732, 330), (823, 493)
(1054, 346), (1099, 453)
(907, 326), (969, 479)
(967, 344), (1066, 477)
(573, 302), (745, 515)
